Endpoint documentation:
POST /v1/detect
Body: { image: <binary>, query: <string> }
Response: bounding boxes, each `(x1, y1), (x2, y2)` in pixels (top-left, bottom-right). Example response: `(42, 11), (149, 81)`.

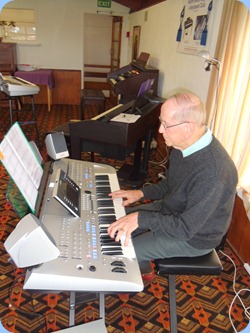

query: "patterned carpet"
(0, 100), (249, 333)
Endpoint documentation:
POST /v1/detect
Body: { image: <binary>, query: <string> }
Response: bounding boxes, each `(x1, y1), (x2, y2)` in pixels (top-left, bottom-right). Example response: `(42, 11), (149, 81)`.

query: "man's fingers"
(115, 228), (124, 242)
(109, 224), (123, 239)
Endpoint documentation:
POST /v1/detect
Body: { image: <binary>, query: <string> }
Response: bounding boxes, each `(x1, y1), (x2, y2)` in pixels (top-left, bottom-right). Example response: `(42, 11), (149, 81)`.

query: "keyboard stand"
(8, 94), (39, 142)
(28, 289), (107, 331)
(69, 291), (105, 327)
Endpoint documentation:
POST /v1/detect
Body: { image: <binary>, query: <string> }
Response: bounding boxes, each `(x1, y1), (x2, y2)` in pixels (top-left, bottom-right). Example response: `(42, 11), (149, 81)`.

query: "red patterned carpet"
(0, 101), (250, 333)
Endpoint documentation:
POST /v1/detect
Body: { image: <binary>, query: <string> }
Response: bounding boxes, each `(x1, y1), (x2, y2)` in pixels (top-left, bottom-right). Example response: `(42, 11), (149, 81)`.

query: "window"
(0, 8), (36, 43)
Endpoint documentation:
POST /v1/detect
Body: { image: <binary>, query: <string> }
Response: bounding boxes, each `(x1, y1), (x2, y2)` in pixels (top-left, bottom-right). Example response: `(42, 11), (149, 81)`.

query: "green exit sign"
(97, 0), (111, 8)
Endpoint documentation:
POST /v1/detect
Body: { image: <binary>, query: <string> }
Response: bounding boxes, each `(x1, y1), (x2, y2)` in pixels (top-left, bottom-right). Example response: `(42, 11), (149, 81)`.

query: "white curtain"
(206, 0), (250, 219)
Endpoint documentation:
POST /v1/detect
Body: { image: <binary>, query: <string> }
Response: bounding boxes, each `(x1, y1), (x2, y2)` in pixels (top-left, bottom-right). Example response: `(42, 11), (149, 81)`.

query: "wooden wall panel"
(227, 195), (250, 264)
(84, 81), (110, 91)
(24, 69), (81, 105)
(52, 69), (81, 105)
(32, 85), (48, 104)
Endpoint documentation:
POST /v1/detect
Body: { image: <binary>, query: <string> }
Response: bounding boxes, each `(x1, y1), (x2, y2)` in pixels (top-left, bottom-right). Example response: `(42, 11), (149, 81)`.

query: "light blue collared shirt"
(182, 127), (213, 157)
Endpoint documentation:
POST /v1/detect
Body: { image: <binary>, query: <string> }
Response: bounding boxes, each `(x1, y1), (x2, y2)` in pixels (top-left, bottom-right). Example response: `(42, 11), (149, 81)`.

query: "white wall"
(127, 0), (224, 104)
(5, 0), (130, 70)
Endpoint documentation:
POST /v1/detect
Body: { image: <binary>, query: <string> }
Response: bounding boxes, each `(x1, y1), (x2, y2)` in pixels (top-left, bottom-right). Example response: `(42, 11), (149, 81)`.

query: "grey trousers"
(127, 202), (212, 262)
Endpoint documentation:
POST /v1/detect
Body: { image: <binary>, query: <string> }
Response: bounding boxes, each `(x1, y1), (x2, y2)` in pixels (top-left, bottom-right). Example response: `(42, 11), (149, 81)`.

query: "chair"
(80, 89), (105, 120)
(154, 249), (223, 333)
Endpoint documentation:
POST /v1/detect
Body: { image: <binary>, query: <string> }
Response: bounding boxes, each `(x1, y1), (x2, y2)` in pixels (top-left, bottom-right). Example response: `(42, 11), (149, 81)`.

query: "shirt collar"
(182, 127), (213, 157)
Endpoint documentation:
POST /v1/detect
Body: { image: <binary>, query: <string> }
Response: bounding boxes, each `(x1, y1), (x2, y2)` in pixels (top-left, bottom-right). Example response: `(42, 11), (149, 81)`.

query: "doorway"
(83, 13), (122, 97)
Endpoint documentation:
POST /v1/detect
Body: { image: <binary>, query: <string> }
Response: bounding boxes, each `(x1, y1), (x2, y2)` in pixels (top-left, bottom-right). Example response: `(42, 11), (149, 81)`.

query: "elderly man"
(108, 92), (238, 280)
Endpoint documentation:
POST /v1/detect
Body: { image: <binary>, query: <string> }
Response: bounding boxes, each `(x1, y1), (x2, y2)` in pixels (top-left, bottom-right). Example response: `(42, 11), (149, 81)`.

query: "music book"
(0, 122), (43, 213)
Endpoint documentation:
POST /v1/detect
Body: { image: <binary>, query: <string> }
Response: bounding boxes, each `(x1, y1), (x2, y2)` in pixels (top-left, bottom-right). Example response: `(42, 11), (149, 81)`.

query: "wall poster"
(177, 0), (214, 55)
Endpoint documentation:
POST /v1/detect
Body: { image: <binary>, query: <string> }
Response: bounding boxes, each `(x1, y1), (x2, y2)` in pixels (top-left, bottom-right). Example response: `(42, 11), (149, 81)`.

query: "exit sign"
(97, 0), (111, 8)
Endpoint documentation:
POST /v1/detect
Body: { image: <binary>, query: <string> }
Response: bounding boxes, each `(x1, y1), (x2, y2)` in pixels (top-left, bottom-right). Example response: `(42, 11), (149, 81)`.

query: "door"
(83, 14), (122, 93)
(110, 16), (122, 73)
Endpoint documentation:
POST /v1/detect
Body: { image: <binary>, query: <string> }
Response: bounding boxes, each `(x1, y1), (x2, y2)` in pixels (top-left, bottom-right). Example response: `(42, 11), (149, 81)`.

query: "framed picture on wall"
(132, 25), (140, 60)
(176, 0), (214, 55)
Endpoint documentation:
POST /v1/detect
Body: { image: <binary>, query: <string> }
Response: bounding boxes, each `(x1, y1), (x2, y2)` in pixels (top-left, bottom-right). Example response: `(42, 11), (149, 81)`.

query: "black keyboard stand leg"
(30, 95), (40, 143)
(141, 128), (153, 174)
(8, 95), (39, 143)
(8, 97), (13, 125)
(129, 138), (143, 181)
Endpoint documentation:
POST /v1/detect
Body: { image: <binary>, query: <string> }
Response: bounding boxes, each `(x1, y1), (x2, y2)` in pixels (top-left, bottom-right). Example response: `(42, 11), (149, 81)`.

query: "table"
(14, 69), (55, 111)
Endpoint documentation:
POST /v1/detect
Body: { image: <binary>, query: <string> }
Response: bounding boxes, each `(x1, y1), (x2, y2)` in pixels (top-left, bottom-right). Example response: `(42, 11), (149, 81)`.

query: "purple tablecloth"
(14, 69), (55, 89)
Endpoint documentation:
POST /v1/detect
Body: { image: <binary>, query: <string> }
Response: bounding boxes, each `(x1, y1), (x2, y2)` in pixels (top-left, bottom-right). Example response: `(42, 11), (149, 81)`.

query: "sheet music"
(0, 122), (43, 212)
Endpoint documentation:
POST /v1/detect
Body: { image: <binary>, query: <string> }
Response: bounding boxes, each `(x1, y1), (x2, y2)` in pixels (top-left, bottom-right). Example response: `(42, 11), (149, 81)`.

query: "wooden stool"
(80, 89), (105, 120)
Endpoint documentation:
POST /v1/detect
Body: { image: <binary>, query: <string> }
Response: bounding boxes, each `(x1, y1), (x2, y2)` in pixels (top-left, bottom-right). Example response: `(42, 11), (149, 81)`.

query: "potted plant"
(0, 20), (16, 41)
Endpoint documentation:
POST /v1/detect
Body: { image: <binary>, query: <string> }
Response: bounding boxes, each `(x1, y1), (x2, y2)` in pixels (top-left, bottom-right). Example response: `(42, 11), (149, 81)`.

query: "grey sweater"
(139, 136), (238, 250)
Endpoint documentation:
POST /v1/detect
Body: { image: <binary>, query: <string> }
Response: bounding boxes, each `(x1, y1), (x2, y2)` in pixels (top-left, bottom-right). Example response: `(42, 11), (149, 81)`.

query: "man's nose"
(158, 123), (164, 133)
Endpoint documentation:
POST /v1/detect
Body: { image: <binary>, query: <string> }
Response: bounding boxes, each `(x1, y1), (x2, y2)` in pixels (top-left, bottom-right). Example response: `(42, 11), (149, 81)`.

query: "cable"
(229, 289), (250, 333)
(148, 147), (169, 173)
(220, 250), (250, 332)
(149, 147), (170, 164)
(8, 269), (48, 333)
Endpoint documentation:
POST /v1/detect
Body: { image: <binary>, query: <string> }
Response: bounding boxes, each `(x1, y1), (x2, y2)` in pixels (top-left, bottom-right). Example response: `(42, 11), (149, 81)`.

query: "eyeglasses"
(159, 117), (189, 130)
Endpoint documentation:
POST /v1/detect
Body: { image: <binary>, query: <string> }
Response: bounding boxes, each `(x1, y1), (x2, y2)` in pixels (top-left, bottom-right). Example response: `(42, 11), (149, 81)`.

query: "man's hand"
(107, 212), (139, 246)
(109, 189), (143, 206)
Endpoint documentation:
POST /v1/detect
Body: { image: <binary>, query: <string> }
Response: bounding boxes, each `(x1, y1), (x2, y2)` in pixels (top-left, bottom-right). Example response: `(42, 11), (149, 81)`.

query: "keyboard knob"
(89, 265), (96, 272)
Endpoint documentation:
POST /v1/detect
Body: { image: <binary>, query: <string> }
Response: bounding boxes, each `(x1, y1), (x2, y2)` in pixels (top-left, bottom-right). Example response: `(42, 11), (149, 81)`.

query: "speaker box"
(45, 132), (69, 160)
(4, 214), (60, 268)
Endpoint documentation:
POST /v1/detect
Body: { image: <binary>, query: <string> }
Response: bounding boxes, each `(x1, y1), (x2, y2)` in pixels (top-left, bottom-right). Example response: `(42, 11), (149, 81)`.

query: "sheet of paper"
(5, 123), (43, 188)
(0, 123), (43, 212)
(0, 138), (38, 211)
(110, 113), (141, 123)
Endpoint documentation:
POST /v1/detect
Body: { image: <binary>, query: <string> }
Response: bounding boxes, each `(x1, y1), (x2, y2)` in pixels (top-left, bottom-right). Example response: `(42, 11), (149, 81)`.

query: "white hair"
(167, 92), (206, 126)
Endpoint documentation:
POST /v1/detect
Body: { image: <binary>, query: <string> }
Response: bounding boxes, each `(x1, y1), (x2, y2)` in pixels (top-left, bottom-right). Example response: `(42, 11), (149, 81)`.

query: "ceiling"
(113, 0), (166, 13)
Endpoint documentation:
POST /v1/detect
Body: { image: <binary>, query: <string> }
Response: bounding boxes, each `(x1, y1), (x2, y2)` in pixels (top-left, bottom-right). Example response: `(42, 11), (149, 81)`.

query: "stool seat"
(80, 89), (105, 120)
(155, 249), (222, 276)
(154, 250), (222, 333)
(81, 89), (105, 100)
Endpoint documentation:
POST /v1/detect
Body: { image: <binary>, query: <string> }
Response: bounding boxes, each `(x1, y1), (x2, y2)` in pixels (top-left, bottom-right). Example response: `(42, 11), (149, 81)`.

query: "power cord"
(8, 267), (48, 333)
(220, 250), (250, 332)
(149, 146), (169, 167)
(148, 148), (170, 180)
